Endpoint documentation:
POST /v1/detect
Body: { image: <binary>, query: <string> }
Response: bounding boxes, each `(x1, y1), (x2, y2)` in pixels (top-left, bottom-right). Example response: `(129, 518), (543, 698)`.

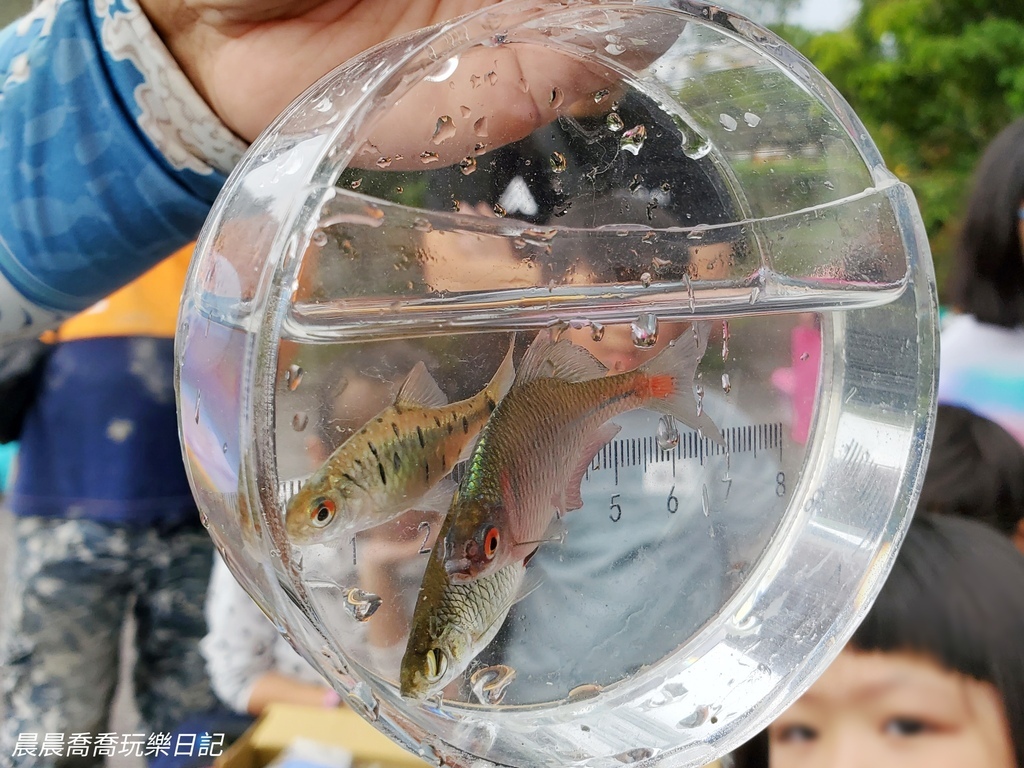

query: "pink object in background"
(770, 324), (822, 444)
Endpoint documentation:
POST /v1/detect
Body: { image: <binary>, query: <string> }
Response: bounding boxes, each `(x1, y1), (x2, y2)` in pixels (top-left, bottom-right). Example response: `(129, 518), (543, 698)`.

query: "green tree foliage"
(778, 0), (1024, 294)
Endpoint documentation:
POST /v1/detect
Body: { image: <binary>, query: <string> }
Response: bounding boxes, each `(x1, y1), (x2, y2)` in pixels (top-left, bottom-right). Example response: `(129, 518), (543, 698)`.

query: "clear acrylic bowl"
(177, 2), (937, 766)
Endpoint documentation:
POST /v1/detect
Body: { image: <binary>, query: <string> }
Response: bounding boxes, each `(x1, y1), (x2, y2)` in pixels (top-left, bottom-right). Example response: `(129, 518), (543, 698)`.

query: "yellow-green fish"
(440, 322), (721, 582)
(400, 511), (530, 700)
(285, 341), (514, 544)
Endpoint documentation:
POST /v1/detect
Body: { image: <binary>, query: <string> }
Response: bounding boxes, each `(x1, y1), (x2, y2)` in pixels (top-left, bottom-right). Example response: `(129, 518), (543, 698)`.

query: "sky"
(789, 0), (860, 30)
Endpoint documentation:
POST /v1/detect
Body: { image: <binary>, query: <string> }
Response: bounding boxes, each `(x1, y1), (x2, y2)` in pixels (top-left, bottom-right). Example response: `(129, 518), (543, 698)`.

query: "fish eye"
(483, 526), (500, 560)
(425, 648), (448, 681)
(311, 498), (336, 527)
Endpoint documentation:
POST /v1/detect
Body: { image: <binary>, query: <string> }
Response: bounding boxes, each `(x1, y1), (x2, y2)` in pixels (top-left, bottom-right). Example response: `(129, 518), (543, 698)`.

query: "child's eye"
(884, 718), (929, 736)
(772, 724), (818, 743)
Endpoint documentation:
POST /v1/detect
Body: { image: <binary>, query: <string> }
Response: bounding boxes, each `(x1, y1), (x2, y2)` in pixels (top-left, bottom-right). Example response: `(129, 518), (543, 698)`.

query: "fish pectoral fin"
(457, 432), (480, 465)
(515, 330), (607, 385)
(513, 565), (544, 605)
(395, 361), (449, 409)
(416, 475), (458, 514)
(563, 421), (622, 512)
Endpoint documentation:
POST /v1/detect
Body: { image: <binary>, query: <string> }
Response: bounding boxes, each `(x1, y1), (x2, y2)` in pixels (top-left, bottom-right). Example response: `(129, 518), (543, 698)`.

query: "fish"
(400, 511), (532, 700)
(285, 339), (515, 545)
(439, 321), (721, 583)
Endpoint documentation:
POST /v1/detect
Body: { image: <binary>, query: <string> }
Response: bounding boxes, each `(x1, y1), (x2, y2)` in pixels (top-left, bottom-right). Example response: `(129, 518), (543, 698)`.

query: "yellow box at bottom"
(215, 704), (431, 768)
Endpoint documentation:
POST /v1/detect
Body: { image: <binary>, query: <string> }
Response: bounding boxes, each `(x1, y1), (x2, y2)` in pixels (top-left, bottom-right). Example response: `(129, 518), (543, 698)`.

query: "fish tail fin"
(484, 334), (517, 403)
(640, 321), (724, 445)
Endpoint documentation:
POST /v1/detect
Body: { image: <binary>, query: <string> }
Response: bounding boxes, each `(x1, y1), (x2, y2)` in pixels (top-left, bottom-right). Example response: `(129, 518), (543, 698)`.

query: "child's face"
(767, 649), (1015, 768)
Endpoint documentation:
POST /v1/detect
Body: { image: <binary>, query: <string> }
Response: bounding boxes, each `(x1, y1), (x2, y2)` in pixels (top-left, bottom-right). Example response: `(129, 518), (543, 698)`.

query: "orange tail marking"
(648, 373), (676, 400)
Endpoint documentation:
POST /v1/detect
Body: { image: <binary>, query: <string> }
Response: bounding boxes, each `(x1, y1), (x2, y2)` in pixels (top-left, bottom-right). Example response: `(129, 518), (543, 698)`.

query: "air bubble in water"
(606, 113), (624, 132)
(657, 415), (680, 451)
(640, 271), (652, 287)
(549, 86), (564, 108)
(286, 364), (304, 391)
(719, 113), (738, 132)
(470, 664), (516, 705)
(473, 117), (489, 137)
(620, 125), (647, 155)
(631, 313), (658, 348)
(743, 112), (761, 127)
(590, 322), (605, 342)
(431, 115), (457, 144)
(721, 373), (732, 394)
(459, 156), (477, 175)
(344, 587), (382, 622)
(311, 230), (327, 247)
(549, 151), (567, 173)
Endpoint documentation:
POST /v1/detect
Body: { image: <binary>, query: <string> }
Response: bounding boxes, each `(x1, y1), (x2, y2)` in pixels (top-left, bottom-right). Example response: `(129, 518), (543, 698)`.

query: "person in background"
(731, 514), (1024, 768)
(939, 117), (1024, 444)
(917, 403), (1024, 552)
(0, 245), (216, 767)
(201, 555), (340, 717)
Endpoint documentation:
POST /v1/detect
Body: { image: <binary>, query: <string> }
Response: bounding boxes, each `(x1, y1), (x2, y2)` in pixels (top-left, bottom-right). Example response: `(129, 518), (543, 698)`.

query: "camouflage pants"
(0, 517), (216, 768)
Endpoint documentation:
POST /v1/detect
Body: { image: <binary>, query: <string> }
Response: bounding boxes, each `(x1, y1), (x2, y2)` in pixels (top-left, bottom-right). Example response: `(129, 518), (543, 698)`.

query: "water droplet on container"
(344, 587), (382, 622)
(349, 681), (380, 721)
(719, 113), (738, 132)
(567, 683), (603, 701)
(631, 313), (658, 348)
(431, 115), (457, 144)
(721, 320), (731, 361)
(519, 78), (530, 93)
(549, 151), (567, 173)
(684, 137), (713, 160)
(512, 237), (527, 250)
(749, 286), (761, 304)
(657, 415), (680, 451)
(823, 179), (835, 190)
(743, 111), (761, 127)
(702, 483), (711, 517)
(604, 35), (626, 56)
(221, 442), (228, 454)
(194, 392), (201, 424)
(470, 73), (482, 88)
(313, 96), (333, 113)
(459, 156), (477, 175)
(413, 217), (433, 233)
(419, 151), (439, 164)
(486, 70), (498, 86)
(677, 705), (711, 729)
(473, 117), (489, 137)
(640, 271), (652, 287)
(492, 202), (507, 217)
(311, 230), (328, 247)
(696, 384), (705, 417)
(286, 364), (304, 391)
(800, 351), (810, 361)
(590, 322), (605, 342)
(199, 510), (210, 528)
(684, 275), (695, 312)
(292, 412), (309, 431)
(612, 748), (655, 764)
(606, 113), (624, 132)
(721, 373), (732, 394)
(470, 664), (516, 705)
(349, 178), (362, 189)
(549, 86), (564, 108)
(592, 88), (610, 103)
(460, 105), (472, 118)
(620, 125), (647, 155)
(375, 156), (393, 168)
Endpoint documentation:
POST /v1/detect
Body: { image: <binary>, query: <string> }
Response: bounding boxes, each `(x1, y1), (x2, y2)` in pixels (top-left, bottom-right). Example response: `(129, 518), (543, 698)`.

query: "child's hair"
(851, 514), (1024, 765)
(918, 404), (1024, 536)
(949, 117), (1024, 327)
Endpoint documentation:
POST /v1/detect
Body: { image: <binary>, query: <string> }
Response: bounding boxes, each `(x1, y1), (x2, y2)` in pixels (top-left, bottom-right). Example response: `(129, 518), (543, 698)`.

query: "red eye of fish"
(312, 499), (336, 527)
(483, 527), (500, 560)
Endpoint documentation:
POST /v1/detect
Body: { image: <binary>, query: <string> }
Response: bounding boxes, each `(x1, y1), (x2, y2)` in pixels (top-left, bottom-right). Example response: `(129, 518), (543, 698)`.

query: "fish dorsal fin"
(395, 361), (448, 409)
(516, 331), (607, 385)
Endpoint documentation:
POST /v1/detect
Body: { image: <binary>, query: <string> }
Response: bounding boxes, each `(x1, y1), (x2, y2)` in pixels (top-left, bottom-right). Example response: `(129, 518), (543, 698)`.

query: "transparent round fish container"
(177, 2), (937, 766)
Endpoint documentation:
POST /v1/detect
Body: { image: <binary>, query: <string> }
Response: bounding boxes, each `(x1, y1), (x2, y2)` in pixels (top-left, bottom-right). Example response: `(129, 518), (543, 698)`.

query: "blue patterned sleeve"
(0, 0), (248, 339)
